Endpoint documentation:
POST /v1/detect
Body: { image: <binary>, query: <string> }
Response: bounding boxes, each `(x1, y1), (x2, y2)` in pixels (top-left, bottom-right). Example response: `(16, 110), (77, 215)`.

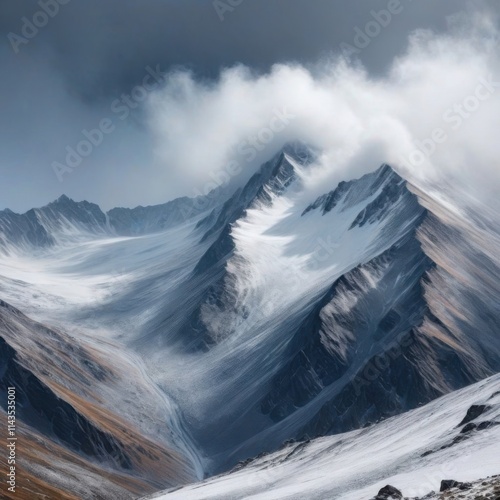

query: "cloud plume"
(147, 10), (500, 209)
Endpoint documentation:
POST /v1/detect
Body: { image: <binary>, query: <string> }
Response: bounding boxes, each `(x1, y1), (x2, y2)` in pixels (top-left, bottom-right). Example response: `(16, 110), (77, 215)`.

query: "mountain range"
(1, 144), (499, 499)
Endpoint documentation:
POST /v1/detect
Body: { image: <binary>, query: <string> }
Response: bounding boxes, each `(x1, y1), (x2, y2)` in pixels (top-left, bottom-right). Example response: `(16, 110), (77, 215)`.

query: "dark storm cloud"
(1, 0), (480, 99)
(0, 0), (498, 212)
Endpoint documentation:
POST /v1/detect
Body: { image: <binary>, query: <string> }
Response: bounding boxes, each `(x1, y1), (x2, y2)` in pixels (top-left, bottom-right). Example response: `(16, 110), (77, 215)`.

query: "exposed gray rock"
(440, 479), (472, 492)
(458, 404), (492, 426)
(375, 484), (403, 499)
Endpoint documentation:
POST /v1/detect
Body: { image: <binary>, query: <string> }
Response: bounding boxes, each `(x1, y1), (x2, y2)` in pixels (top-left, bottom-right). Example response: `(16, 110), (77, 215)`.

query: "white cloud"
(146, 10), (500, 209)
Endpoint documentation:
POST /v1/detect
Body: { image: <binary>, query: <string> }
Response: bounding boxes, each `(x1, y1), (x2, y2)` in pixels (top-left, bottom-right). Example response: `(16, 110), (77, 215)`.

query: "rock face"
(0, 335), (132, 468)
(254, 164), (498, 448)
(375, 484), (403, 499)
(458, 404), (492, 426)
(0, 195), (108, 253)
(261, 228), (433, 425)
(302, 164), (396, 216)
(0, 299), (197, 498)
(0, 208), (55, 252)
(194, 146), (308, 273)
(440, 479), (472, 492)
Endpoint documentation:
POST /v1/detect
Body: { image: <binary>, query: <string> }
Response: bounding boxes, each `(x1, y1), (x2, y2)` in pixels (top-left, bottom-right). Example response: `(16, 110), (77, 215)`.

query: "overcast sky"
(0, 0), (498, 212)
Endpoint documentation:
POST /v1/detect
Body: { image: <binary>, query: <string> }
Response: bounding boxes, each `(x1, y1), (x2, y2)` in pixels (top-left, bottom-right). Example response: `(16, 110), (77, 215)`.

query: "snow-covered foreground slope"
(145, 374), (500, 500)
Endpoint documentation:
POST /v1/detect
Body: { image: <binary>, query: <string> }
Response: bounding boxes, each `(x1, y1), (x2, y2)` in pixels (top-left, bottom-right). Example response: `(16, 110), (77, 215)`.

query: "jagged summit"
(281, 140), (318, 166)
(302, 163), (402, 216)
(54, 193), (72, 204)
(193, 144), (315, 274)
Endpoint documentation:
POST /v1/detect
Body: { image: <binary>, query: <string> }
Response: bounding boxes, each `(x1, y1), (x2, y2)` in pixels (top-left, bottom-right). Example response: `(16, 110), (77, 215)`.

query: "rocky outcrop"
(375, 485), (403, 499)
(458, 404), (492, 426)
(439, 480), (472, 492)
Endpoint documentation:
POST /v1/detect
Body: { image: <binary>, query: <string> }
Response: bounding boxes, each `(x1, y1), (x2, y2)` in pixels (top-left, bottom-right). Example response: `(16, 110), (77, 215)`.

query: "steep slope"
(0, 208), (54, 253)
(0, 410), (151, 500)
(0, 299), (199, 498)
(144, 374), (500, 500)
(141, 144), (315, 351)
(260, 232), (434, 424)
(294, 184), (500, 442)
